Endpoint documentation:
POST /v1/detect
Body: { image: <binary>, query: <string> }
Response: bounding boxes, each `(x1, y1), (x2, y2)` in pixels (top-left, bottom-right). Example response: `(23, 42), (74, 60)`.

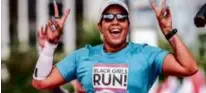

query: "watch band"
(165, 29), (178, 40)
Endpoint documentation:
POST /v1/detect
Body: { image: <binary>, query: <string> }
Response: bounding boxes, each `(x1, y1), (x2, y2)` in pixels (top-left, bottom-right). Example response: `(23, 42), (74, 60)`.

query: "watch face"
(165, 29), (177, 40)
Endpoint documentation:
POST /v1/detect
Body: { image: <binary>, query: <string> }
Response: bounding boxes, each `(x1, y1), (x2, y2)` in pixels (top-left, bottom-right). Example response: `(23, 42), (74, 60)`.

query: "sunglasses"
(102, 13), (128, 22)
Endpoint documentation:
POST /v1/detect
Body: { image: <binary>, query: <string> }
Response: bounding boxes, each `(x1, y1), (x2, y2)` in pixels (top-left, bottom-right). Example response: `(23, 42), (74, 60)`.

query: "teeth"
(111, 28), (120, 32)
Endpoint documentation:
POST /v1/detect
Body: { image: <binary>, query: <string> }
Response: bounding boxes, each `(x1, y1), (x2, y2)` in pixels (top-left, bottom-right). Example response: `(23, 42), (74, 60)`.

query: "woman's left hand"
(149, 0), (173, 35)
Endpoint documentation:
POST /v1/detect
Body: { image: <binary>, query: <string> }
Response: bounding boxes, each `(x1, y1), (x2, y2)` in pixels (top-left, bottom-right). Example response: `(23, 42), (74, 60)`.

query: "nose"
(111, 18), (119, 25)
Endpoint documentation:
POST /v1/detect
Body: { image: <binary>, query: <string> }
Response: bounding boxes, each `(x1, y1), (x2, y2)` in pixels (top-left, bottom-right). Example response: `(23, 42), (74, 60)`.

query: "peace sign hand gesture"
(149, 0), (172, 35)
(46, 1), (70, 44)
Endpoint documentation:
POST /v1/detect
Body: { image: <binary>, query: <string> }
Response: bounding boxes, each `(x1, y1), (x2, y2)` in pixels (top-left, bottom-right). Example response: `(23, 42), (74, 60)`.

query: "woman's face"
(98, 5), (129, 47)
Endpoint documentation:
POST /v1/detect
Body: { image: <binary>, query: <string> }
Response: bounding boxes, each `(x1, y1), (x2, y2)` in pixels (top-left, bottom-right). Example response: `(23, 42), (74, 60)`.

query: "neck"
(103, 42), (128, 53)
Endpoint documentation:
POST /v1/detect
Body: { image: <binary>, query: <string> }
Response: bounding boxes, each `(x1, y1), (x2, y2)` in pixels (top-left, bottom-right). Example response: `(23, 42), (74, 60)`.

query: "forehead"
(103, 5), (126, 14)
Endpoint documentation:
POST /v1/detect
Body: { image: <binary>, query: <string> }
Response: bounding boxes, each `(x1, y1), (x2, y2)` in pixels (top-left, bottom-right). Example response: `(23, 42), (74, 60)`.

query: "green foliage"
(1, 46), (73, 93)
(77, 21), (102, 48)
(2, 47), (47, 93)
(198, 56), (206, 75)
(1, 20), (103, 93)
(158, 39), (172, 52)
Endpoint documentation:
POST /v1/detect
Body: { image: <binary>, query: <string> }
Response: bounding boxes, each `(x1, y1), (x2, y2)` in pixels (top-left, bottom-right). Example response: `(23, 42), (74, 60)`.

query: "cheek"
(121, 23), (129, 34)
(101, 22), (110, 29)
(101, 24), (110, 34)
(122, 22), (129, 29)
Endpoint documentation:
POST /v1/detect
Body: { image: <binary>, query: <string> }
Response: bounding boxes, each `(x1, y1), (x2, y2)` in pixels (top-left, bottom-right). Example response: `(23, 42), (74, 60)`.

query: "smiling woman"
(98, 5), (130, 53)
(32, 0), (198, 93)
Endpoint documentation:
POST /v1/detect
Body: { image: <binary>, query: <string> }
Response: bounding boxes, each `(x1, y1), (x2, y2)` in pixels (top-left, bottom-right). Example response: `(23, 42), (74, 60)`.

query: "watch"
(165, 29), (178, 40)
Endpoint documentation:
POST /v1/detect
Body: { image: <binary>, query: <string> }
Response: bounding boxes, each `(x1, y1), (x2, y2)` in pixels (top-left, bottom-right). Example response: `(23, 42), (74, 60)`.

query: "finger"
(48, 20), (55, 32)
(49, 21), (55, 32)
(41, 26), (44, 33)
(38, 26), (44, 37)
(42, 25), (47, 35)
(51, 17), (59, 26)
(160, 0), (167, 16)
(48, 20), (61, 32)
(161, 0), (166, 9)
(48, 20), (52, 26)
(53, 0), (59, 17)
(61, 8), (71, 23)
(46, 21), (54, 39)
(39, 26), (46, 38)
(160, 6), (170, 19)
(37, 28), (41, 37)
(51, 19), (61, 31)
(48, 20), (53, 29)
(165, 7), (171, 18)
(149, 0), (158, 14)
(160, 7), (166, 18)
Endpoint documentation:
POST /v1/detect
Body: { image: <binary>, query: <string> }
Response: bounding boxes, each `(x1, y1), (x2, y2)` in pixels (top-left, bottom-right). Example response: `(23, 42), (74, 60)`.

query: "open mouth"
(109, 28), (122, 38)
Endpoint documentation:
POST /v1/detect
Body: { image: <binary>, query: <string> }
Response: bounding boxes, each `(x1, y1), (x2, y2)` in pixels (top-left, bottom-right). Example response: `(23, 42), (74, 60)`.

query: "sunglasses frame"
(101, 13), (128, 22)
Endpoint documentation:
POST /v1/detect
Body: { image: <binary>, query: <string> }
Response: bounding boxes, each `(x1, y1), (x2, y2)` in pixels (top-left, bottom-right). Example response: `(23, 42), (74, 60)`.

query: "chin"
(109, 39), (126, 47)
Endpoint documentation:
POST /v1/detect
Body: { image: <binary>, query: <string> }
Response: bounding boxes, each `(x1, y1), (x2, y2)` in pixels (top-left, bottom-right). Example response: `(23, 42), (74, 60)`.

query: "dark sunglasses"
(102, 13), (128, 22)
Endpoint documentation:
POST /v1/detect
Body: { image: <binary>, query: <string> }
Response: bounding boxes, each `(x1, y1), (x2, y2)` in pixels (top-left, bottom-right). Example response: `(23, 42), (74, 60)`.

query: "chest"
(76, 55), (151, 92)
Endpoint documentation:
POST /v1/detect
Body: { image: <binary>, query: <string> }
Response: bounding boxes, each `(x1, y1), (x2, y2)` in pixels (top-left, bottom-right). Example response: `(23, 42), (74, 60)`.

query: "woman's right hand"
(46, 2), (70, 44)
(38, 2), (70, 46)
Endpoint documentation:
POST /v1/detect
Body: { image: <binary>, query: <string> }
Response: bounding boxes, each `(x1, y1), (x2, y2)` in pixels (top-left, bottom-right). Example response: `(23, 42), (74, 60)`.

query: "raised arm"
(149, 0), (198, 76)
(32, 1), (70, 90)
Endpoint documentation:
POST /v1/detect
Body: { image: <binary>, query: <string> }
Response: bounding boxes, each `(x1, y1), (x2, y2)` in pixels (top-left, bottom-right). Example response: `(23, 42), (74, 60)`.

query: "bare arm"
(33, 2), (85, 91)
(32, 67), (66, 90)
(163, 35), (198, 76)
(32, 2), (71, 90)
(149, 0), (198, 77)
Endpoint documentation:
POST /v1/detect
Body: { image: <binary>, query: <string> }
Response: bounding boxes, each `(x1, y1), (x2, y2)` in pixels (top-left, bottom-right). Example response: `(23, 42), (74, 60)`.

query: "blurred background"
(1, 0), (206, 93)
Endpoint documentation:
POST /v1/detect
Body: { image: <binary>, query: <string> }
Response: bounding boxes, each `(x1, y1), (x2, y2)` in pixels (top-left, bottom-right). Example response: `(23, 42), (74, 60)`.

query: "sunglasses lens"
(103, 14), (114, 22)
(102, 13), (128, 22)
(116, 14), (128, 22)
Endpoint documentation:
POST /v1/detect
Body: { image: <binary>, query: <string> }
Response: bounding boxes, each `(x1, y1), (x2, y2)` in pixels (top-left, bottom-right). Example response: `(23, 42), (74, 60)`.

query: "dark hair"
(194, 3), (206, 27)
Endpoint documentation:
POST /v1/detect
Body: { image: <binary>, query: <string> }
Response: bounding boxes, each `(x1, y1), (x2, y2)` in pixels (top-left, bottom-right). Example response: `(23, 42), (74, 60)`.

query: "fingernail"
(53, 0), (56, 5)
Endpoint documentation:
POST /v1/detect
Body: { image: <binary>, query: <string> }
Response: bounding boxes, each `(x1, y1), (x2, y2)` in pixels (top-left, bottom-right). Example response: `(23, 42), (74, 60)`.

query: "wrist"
(33, 74), (46, 80)
(42, 41), (58, 56)
(162, 28), (173, 35)
(165, 29), (178, 40)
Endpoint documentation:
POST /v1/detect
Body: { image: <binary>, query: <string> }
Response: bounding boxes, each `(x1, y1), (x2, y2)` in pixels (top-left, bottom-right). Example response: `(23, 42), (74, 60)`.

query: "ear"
(98, 23), (103, 33)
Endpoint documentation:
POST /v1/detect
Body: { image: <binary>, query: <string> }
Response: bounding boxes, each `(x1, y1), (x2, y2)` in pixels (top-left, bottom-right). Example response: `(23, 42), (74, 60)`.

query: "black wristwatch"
(165, 29), (178, 40)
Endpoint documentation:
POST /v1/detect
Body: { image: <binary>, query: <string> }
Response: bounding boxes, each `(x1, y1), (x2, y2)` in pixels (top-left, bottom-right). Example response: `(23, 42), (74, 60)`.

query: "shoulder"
(74, 44), (103, 58)
(129, 42), (164, 54)
(129, 42), (168, 64)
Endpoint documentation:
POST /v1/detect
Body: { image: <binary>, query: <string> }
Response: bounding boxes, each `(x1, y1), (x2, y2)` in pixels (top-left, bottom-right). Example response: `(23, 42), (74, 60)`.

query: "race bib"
(92, 64), (128, 93)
